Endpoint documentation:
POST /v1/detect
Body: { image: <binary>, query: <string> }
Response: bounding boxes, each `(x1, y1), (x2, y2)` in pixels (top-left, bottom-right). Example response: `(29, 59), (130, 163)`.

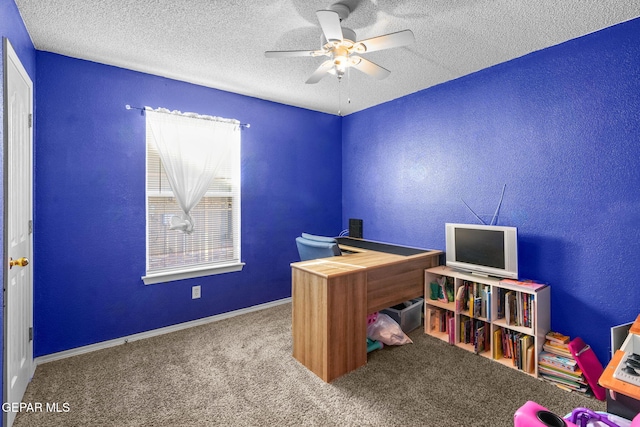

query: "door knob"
(9, 257), (29, 269)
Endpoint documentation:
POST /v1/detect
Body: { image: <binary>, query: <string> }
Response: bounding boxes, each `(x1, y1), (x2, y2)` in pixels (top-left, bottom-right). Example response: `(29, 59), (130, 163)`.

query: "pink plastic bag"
(366, 313), (413, 345)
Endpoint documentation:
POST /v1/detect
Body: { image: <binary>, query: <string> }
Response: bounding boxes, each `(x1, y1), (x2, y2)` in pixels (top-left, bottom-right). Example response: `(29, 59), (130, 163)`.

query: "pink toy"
(515, 401), (638, 427)
(568, 337), (606, 401)
(514, 401), (577, 427)
(367, 312), (378, 325)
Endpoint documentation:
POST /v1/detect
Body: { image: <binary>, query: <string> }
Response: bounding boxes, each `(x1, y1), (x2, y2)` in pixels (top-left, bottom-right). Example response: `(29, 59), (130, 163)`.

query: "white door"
(4, 39), (34, 427)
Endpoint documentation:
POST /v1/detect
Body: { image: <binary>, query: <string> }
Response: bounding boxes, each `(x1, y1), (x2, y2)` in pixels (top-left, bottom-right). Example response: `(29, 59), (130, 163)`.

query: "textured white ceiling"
(14, 0), (640, 115)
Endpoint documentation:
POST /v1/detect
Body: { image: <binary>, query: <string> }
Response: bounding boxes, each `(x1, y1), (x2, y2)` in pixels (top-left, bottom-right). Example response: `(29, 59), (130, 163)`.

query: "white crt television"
(445, 223), (518, 279)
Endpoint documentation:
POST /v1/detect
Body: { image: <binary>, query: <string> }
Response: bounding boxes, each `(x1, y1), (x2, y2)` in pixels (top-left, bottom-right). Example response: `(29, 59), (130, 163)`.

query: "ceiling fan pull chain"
(347, 67), (351, 106)
(337, 78), (342, 116)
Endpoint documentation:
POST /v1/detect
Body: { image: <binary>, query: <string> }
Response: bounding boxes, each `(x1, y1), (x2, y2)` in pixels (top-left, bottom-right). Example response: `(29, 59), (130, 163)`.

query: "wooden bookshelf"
(424, 266), (551, 377)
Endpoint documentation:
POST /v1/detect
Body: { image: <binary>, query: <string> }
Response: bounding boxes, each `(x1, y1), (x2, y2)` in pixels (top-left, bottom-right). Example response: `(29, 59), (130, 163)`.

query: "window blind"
(146, 132), (240, 274)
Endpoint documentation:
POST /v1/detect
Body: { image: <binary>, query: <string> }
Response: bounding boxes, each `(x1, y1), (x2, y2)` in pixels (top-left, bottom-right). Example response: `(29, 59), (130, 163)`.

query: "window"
(142, 109), (243, 284)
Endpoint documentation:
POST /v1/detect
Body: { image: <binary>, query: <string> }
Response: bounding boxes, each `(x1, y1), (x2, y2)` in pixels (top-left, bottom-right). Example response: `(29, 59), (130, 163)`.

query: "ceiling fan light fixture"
(333, 56), (348, 77)
(354, 43), (366, 54)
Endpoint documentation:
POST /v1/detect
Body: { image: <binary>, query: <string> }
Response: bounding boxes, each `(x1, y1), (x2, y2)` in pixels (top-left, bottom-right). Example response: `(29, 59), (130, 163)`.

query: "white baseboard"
(35, 297), (291, 366)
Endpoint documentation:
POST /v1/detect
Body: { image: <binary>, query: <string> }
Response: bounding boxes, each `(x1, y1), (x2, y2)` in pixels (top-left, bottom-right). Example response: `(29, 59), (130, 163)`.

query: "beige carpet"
(14, 303), (604, 426)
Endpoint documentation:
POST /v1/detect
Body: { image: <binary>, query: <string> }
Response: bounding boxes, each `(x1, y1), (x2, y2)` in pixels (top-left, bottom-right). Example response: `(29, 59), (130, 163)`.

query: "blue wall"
(34, 52), (342, 356)
(1, 0), (36, 423)
(342, 18), (640, 364)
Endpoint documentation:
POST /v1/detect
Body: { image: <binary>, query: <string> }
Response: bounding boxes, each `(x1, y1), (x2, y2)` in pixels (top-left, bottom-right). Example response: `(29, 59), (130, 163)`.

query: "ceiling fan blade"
(356, 30), (415, 53)
(265, 50), (318, 58)
(316, 10), (343, 42)
(350, 56), (391, 80)
(305, 60), (334, 84)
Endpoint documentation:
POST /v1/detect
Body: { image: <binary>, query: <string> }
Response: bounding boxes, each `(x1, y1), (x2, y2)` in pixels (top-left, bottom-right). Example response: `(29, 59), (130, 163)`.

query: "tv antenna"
(461, 184), (506, 226)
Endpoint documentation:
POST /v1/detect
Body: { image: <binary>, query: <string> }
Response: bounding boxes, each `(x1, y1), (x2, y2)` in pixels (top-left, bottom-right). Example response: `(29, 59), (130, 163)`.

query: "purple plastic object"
(565, 408), (621, 427)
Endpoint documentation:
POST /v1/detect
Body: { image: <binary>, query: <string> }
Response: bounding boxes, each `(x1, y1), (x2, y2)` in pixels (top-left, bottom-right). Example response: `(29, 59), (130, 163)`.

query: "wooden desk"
(291, 240), (441, 382)
(600, 315), (640, 419)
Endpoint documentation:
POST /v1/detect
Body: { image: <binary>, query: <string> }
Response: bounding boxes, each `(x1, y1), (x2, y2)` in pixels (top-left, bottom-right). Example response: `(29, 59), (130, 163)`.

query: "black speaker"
(349, 218), (363, 238)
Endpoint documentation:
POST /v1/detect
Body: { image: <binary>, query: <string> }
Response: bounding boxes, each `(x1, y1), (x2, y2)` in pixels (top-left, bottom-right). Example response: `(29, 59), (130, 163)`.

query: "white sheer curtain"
(145, 107), (239, 234)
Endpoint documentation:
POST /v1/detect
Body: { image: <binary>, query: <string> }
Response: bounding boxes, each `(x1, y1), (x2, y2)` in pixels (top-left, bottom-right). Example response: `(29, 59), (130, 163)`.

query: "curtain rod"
(125, 105), (250, 128)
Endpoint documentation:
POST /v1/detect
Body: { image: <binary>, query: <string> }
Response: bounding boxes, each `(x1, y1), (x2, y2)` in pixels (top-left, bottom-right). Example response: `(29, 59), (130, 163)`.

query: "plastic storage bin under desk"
(380, 298), (424, 333)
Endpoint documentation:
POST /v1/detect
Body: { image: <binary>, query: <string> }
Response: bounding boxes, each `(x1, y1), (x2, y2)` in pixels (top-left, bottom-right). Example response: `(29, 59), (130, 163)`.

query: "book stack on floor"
(539, 331), (589, 394)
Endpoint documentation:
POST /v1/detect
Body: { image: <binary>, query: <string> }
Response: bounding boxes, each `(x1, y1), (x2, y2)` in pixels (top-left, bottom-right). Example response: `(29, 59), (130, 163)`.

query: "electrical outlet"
(192, 285), (201, 299)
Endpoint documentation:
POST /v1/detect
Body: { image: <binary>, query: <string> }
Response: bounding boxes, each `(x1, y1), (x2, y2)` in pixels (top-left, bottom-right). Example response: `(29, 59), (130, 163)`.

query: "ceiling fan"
(265, 2), (415, 84)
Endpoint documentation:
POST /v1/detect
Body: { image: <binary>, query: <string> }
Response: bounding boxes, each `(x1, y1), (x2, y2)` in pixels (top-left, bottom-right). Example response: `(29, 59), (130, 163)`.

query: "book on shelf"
(500, 328), (512, 359)
(494, 327), (536, 373)
(522, 293), (534, 328)
(502, 291), (536, 328)
(516, 334), (524, 369)
(517, 295), (523, 327)
(473, 296), (482, 318)
(427, 308), (454, 338)
(469, 292), (474, 318)
(475, 324), (486, 354)
(460, 317), (470, 344)
(526, 344), (535, 374)
(440, 310), (448, 333)
(519, 335), (533, 373)
(427, 308), (438, 332)
(448, 316), (455, 345)
(477, 285), (490, 320)
(504, 333), (511, 359)
(500, 328), (522, 363)
(497, 288), (506, 319)
(445, 310), (453, 334)
(466, 281), (490, 319)
(505, 291), (516, 326)
(500, 278), (547, 291)
(493, 329), (503, 359)
(455, 286), (465, 313)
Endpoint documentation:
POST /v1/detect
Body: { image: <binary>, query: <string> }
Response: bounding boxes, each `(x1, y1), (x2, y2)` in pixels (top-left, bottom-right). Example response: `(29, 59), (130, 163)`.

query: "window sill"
(142, 262), (245, 285)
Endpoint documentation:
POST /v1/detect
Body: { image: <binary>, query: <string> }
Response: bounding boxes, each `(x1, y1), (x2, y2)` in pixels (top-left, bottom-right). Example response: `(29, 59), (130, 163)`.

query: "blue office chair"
(296, 233), (341, 261)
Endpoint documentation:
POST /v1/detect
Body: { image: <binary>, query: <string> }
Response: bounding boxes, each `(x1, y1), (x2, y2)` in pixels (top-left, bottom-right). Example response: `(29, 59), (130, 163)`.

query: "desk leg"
(606, 389), (640, 421)
(292, 269), (367, 382)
